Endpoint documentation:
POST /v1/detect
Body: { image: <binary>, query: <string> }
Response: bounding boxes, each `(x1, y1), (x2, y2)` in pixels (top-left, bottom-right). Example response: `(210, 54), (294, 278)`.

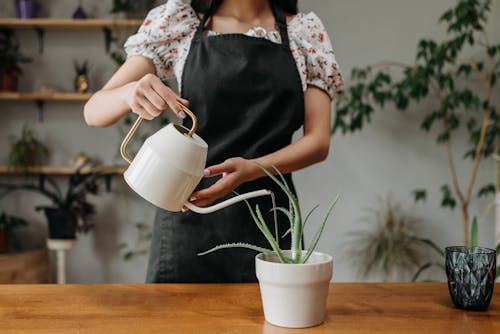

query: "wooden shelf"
(0, 166), (125, 176)
(0, 18), (142, 29)
(0, 92), (92, 102)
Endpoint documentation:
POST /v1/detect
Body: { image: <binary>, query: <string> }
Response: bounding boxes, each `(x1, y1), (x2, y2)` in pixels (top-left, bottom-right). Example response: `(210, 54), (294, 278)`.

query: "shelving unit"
(0, 166), (125, 176)
(0, 18), (143, 29)
(0, 18), (132, 186)
(0, 166), (126, 192)
(0, 18), (141, 54)
(0, 92), (92, 121)
(0, 92), (92, 102)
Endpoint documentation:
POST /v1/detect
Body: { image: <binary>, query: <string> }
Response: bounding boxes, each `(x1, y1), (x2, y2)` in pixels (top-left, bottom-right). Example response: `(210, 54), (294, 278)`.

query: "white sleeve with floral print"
(124, 0), (343, 100)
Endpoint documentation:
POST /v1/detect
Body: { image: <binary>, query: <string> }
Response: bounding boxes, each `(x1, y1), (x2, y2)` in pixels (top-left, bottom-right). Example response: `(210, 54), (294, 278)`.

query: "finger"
(177, 97), (190, 107)
(204, 160), (235, 178)
(167, 99), (187, 119)
(149, 77), (186, 119)
(143, 87), (168, 111)
(191, 175), (234, 200)
(138, 95), (162, 118)
(189, 198), (216, 208)
(130, 101), (154, 120)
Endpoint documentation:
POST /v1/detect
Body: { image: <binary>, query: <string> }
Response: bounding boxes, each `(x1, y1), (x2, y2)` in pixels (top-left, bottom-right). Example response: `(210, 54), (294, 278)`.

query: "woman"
(84, 0), (343, 283)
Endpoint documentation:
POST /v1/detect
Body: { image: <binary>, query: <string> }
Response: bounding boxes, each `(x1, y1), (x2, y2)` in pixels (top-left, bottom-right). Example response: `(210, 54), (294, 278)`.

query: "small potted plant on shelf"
(0, 29), (32, 91)
(15, 0), (38, 19)
(110, 0), (154, 19)
(72, 0), (89, 19)
(7, 124), (49, 170)
(74, 60), (90, 94)
(199, 166), (338, 328)
(0, 165), (105, 240)
(0, 211), (28, 254)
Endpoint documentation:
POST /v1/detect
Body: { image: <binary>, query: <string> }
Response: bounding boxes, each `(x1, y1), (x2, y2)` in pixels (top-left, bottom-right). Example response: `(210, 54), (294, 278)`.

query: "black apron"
(146, 3), (304, 283)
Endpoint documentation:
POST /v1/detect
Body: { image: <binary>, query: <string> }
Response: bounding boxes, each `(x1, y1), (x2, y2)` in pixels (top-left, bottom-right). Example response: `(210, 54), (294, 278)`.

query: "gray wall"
(0, 0), (498, 283)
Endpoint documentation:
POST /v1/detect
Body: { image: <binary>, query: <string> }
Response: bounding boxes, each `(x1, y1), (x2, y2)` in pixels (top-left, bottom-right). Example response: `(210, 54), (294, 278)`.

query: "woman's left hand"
(188, 157), (258, 208)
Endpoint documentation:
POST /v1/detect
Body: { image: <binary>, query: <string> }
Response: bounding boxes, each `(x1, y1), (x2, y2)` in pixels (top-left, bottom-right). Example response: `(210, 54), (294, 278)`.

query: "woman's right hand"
(126, 73), (189, 120)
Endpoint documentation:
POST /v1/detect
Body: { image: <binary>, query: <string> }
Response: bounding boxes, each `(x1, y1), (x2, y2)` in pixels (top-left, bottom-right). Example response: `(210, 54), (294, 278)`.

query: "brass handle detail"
(120, 102), (197, 165)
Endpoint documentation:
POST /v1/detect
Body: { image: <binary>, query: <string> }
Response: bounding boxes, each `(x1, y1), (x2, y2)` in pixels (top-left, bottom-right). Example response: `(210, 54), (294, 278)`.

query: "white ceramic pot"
(255, 251), (333, 328)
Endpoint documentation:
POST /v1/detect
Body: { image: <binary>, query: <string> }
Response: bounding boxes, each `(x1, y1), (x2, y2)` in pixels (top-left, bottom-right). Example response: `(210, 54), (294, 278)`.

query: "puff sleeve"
(290, 13), (343, 100)
(123, 0), (199, 81)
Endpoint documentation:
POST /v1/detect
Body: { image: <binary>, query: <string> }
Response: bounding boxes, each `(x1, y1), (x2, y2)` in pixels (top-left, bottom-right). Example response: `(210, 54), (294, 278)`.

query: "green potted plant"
(199, 166), (338, 328)
(0, 166), (104, 240)
(344, 196), (424, 281)
(332, 0), (500, 247)
(0, 211), (28, 253)
(73, 60), (90, 94)
(0, 28), (32, 91)
(8, 124), (49, 170)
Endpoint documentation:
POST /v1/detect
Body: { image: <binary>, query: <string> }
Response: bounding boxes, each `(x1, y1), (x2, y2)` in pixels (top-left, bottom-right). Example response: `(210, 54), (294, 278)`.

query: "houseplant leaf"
(470, 217), (478, 247)
(303, 195), (339, 263)
(198, 242), (272, 256)
(412, 262), (446, 282)
(411, 237), (445, 257)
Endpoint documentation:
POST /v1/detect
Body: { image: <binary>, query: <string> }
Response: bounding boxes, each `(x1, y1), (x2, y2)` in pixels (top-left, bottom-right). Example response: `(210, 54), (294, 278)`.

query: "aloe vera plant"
(199, 165), (339, 264)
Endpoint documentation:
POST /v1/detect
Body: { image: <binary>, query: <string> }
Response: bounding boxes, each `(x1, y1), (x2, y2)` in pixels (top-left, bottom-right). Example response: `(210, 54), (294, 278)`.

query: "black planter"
(445, 246), (496, 311)
(43, 208), (77, 240)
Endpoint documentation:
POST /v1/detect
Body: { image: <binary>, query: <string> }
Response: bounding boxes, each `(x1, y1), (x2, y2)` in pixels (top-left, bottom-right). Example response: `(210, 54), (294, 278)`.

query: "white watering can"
(120, 103), (271, 214)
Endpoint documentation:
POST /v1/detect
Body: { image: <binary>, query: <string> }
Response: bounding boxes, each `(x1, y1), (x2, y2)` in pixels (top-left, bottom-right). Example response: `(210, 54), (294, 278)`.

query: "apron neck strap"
(195, 1), (290, 47)
(270, 2), (290, 47)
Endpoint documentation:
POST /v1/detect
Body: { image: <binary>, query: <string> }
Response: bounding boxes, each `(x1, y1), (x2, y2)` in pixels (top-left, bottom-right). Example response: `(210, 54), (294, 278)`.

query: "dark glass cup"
(445, 246), (496, 311)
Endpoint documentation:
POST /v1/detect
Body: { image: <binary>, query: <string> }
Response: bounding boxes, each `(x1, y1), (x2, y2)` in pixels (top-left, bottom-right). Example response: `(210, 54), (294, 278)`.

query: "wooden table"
(0, 283), (498, 333)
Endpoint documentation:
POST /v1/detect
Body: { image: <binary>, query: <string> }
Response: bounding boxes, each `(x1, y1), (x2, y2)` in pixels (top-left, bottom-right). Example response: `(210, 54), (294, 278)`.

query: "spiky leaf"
(198, 242), (272, 256)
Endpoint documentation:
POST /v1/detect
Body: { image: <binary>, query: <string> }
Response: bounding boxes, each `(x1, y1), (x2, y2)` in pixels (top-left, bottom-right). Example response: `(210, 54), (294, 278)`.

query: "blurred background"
(0, 0), (499, 284)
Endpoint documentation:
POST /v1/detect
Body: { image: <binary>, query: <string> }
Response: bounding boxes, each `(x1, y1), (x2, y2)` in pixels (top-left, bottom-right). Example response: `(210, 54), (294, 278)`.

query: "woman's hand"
(126, 73), (189, 120)
(188, 157), (258, 208)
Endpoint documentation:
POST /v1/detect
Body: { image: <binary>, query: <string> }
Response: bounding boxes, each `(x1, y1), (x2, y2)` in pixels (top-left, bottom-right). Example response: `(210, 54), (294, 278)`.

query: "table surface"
(0, 283), (498, 334)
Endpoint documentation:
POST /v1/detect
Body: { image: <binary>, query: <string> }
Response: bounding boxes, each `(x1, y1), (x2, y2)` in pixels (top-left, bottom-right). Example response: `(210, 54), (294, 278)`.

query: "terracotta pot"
(0, 230), (8, 254)
(0, 74), (18, 92)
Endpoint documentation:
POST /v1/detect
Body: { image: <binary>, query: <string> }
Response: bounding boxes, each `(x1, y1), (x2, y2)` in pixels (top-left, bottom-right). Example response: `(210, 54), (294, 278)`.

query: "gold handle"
(120, 103), (198, 164)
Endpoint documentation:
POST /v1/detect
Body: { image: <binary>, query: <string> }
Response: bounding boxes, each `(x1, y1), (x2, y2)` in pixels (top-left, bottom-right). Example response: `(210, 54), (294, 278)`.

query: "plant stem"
(429, 79), (470, 244)
(466, 57), (493, 205)
(462, 203), (470, 246)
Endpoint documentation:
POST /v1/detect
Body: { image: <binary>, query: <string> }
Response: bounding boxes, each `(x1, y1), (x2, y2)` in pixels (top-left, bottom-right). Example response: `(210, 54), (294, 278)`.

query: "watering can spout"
(184, 189), (272, 214)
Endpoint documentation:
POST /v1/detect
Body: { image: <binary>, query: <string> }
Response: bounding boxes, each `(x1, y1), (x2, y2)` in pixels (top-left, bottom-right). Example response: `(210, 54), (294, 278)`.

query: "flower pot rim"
(256, 251), (333, 266)
(445, 246), (496, 255)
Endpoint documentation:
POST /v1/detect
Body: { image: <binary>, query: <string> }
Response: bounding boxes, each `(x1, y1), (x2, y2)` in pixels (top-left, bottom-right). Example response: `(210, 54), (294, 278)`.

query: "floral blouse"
(124, 0), (343, 100)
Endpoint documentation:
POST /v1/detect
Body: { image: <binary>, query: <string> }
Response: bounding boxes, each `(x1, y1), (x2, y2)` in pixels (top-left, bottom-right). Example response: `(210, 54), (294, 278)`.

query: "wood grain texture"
(0, 283), (498, 333)
(0, 19), (142, 29)
(0, 166), (125, 175)
(0, 92), (92, 101)
(0, 249), (49, 284)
